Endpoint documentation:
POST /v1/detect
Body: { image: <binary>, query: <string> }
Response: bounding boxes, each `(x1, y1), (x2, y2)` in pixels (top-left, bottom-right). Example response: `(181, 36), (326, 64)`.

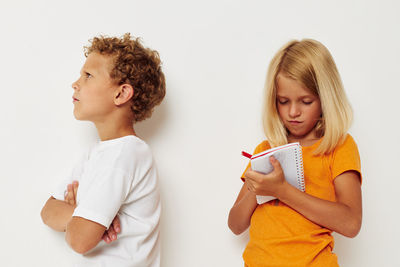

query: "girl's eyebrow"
(277, 94), (315, 99)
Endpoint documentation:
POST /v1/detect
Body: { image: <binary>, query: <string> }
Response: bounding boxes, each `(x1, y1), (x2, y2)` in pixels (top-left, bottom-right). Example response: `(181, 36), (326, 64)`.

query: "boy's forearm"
(41, 197), (75, 232)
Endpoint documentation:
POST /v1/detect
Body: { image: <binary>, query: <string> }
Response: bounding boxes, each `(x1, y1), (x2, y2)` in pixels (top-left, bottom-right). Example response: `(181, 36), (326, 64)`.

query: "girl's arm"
(228, 182), (258, 235)
(245, 156), (362, 238)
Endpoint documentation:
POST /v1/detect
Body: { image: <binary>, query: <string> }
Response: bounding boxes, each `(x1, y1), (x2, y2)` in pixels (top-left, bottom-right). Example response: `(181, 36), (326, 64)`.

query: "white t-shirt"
(52, 135), (161, 267)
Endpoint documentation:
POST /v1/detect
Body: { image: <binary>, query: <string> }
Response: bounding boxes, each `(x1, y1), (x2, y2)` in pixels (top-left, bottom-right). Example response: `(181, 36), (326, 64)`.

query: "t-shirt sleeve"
(72, 167), (131, 229)
(331, 134), (362, 183)
(241, 141), (271, 181)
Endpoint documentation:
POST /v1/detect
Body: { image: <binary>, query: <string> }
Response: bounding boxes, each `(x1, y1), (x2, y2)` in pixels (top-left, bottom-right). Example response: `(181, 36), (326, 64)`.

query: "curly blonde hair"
(84, 33), (166, 123)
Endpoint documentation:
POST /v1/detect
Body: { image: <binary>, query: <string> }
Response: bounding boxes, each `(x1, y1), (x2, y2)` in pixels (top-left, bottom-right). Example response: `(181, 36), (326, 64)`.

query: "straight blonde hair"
(263, 39), (353, 155)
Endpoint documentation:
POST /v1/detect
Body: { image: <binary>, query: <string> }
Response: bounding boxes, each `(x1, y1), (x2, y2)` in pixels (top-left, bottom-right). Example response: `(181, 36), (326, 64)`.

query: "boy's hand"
(64, 181), (79, 208)
(244, 156), (288, 198)
(64, 181), (121, 244)
(102, 215), (121, 244)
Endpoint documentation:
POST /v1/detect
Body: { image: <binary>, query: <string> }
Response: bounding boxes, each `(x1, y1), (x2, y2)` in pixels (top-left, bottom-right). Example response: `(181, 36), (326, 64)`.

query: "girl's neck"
(287, 129), (320, 147)
(290, 138), (320, 147)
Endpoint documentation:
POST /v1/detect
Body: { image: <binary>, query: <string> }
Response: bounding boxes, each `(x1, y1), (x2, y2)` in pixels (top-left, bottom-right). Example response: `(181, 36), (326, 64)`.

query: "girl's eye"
(278, 100), (288, 105)
(303, 100), (313, 105)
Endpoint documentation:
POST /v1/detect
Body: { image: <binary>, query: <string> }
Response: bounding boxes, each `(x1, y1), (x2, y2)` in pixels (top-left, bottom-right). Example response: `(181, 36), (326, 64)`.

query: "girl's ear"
(114, 84), (134, 106)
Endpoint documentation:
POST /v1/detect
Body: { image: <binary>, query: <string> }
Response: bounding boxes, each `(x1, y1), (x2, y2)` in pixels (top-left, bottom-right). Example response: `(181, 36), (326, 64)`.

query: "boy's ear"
(114, 84), (134, 106)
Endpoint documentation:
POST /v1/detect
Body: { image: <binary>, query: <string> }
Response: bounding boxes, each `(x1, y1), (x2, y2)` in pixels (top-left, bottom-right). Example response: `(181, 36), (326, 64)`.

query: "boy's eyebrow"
(80, 67), (96, 75)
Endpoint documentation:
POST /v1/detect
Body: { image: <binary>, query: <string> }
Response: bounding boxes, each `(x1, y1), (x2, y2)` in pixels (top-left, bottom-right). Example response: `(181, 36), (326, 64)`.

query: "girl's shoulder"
(334, 133), (359, 153)
(253, 140), (272, 154)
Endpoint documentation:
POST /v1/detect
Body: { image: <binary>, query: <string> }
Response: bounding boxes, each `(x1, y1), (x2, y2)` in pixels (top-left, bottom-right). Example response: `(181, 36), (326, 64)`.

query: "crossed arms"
(41, 182), (120, 254)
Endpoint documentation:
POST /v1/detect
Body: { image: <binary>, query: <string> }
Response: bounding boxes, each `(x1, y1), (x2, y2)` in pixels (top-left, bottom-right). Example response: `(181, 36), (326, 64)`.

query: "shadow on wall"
(135, 101), (168, 143)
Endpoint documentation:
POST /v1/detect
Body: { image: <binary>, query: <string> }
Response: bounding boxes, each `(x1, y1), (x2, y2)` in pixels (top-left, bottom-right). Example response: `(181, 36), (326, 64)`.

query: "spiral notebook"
(242, 142), (305, 204)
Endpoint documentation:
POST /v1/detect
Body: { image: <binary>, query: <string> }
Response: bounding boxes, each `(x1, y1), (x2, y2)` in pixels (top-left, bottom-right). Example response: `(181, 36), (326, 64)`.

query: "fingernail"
(112, 234), (116, 240)
(115, 227), (120, 232)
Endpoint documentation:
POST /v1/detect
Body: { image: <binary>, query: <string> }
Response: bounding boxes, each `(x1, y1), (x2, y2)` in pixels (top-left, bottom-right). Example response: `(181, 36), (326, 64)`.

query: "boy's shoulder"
(115, 135), (151, 152)
(99, 135), (150, 151)
(94, 135), (154, 171)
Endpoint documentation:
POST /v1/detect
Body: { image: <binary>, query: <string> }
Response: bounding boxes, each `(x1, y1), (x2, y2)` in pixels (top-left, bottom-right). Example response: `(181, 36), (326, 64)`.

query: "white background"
(1, 0), (399, 266)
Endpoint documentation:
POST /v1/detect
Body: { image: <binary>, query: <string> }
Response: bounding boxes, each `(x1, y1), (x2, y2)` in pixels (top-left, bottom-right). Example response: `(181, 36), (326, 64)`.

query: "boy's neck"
(93, 114), (136, 141)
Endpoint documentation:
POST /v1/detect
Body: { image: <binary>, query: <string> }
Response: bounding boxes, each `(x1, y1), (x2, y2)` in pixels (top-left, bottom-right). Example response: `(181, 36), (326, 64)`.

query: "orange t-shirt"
(241, 134), (361, 267)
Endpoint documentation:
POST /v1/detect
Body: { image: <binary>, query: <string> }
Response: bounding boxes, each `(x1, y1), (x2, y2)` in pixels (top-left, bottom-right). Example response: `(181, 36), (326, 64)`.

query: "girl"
(228, 39), (362, 267)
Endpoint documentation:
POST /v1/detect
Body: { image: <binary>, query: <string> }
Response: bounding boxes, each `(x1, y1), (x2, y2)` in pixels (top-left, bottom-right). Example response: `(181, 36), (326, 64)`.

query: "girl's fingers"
(245, 180), (254, 192)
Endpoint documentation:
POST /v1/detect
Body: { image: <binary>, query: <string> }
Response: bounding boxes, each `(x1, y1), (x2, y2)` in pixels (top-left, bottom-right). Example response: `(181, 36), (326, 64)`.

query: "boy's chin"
(73, 114), (96, 124)
(73, 112), (86, 121)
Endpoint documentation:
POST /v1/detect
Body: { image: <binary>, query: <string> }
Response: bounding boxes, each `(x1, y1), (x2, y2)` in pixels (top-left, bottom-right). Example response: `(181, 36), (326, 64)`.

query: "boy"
(41, 33), (166, 267)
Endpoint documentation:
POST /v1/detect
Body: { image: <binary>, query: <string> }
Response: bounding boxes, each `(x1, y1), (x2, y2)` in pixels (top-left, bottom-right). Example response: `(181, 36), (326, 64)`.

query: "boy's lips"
(72, 96), (79, 102)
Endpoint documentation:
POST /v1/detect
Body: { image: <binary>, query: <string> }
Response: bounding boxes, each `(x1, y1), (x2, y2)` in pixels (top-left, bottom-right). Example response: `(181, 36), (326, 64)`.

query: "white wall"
(1, 0), (399, 266)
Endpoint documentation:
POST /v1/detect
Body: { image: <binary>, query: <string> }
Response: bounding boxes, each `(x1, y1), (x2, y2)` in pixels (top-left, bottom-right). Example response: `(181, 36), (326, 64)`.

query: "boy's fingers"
(102, 233), (111, 243)
(113, 216), (121, 233)
(108, 226), (117, 241)
(64, 188), (69, 200)
(66, 184), (74, 205)
(73, 181), (79, 201)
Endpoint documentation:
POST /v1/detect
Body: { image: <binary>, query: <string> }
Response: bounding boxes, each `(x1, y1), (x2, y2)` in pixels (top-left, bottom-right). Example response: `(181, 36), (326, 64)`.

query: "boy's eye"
(85, 72), (92, 78)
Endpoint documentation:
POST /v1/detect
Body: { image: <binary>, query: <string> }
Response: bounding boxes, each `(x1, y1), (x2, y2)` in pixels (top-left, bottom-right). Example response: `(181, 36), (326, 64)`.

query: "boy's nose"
(72, 80), (79, 90)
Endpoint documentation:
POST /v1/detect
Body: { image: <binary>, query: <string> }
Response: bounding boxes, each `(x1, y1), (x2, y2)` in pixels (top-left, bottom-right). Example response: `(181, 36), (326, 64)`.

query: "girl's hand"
(102, 215), (121, 244)
(244, 156), (288, 198)
(64, 181), (79, 208)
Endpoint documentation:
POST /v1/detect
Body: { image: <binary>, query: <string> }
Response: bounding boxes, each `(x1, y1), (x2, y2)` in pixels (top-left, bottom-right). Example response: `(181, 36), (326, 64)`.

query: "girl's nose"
(289, 104), (301, 118)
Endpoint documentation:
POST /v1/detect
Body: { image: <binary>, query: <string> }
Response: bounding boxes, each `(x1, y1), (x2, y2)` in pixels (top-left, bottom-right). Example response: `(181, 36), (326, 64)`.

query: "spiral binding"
(294, 145), (305, 192)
